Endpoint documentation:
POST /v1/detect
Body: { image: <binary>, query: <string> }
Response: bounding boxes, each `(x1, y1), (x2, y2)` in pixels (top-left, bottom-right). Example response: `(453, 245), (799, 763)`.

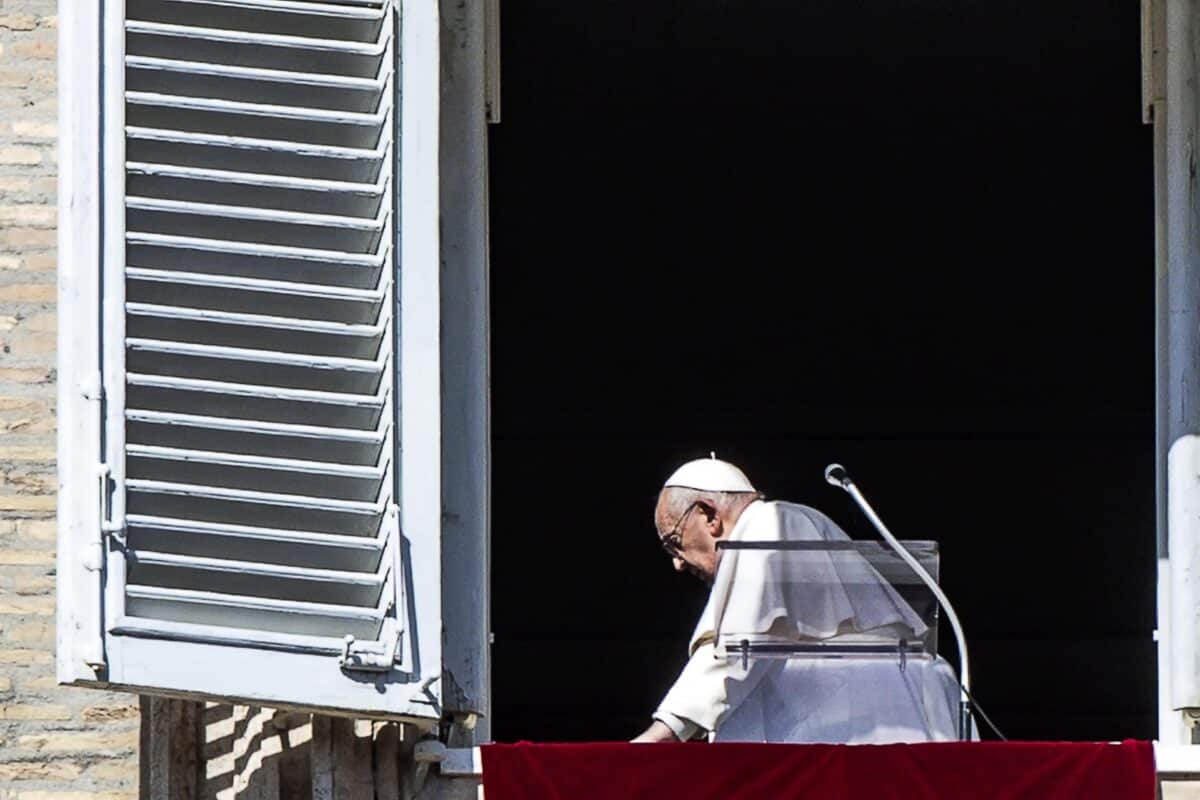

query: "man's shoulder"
(763, 500), (835, 522)
(755, 501), (849, 540)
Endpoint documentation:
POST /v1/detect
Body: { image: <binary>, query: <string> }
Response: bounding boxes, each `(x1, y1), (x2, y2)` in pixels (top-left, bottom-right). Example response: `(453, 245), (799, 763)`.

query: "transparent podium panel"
(711, 540), (939, 664)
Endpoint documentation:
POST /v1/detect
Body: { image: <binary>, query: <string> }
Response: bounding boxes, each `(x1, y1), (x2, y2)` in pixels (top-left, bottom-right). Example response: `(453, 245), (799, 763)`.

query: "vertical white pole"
(439, 0), (492, 741)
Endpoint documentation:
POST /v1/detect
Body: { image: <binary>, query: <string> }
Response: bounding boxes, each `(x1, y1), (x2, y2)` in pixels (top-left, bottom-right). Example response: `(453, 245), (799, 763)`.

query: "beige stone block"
(81, 704), (140, 723)
(0, 368), (52, 385)
(0, 15), (38, 31)
(11, 40), (54, 60)
(0, 256), (19, 271)
(1, 228), (55, 247)
(0, 396), (46, 413)
(1162, 782), (1200, 800)
(6, 417), (54, 433)
(0, 494), (55, 511)
(1, 446), (55, 461)
(0, 649), (52, 665)
(3, 332), (56, 357)
(0, 70), (35, 88)
(0, 761), (84, 781)
(22, 312), (54, 332)
(21, 255), (53, 271)
(0, 595), (54, 614)
(0, 205), (55, 227)
(0, 284), (55, 302)
(0, 316), (17, 332)
(0, 177), (35, 194)
(2, 620), (53, 645)
(20, 674), (57, 692)
(11, 574), (54, 594)
(10, 122), (56, 140)
(0, 702), (71, 720)
(0, 146), (41, 165)
(0, 550), (54, 565)
(17, 728), (139, 753)
(0, 676), (11, 692)
(84, 760), (139, 781)
(16, 518), (56, 541)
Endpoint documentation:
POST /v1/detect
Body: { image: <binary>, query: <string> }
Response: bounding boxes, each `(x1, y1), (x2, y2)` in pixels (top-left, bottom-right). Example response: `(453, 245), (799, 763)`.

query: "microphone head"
(824, 463), (850, 488)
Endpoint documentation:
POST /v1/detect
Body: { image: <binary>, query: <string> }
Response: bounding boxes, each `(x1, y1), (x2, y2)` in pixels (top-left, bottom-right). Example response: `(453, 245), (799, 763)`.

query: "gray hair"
(656, 487), (762, 527)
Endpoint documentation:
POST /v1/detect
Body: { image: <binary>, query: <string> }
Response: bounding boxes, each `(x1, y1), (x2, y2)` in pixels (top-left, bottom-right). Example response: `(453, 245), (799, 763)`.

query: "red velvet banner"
(481, 740), (1155, 800)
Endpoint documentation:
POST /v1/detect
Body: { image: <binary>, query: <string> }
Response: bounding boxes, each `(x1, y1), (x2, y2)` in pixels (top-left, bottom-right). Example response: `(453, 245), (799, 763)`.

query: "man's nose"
(673, 556), (686, 572)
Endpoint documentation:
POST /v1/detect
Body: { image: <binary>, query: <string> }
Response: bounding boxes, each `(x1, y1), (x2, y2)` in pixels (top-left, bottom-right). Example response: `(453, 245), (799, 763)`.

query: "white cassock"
(653, 500), (963, 743)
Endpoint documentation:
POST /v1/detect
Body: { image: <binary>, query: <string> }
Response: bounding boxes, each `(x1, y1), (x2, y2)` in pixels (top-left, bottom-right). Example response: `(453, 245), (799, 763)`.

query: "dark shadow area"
(489, 0), (1154, 741)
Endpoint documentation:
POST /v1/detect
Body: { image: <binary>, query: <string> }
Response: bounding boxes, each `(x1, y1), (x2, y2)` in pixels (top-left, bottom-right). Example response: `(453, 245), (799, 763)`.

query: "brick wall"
(0, 3), (140, 798)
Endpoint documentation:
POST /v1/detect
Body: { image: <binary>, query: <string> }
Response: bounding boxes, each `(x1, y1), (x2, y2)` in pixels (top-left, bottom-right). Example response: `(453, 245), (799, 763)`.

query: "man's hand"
(631, 720), (681, 743)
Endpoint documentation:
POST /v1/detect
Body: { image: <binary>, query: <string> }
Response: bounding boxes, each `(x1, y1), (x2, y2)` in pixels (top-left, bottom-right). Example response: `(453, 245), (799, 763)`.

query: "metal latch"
(339, 624), (401, 672)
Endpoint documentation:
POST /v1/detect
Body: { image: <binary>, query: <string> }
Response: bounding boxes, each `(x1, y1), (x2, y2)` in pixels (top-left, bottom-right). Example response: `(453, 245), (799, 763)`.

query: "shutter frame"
(57, 0), (444, 722)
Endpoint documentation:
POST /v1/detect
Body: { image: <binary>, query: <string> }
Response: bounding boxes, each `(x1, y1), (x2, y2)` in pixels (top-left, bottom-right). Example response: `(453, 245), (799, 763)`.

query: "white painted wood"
(56, 0), (106, 683)
(1156, 742), (1200, 777)
(103, 0), (131, 632)
(399, 0), (444, 703)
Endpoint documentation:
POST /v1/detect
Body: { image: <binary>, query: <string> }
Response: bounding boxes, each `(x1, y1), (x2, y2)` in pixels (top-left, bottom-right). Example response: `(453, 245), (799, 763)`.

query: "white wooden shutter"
(58, 0), (444, 721)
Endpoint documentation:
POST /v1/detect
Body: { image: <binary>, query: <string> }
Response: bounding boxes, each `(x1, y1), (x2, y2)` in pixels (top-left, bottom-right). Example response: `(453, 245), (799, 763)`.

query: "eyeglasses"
(658, 501), (701, 556)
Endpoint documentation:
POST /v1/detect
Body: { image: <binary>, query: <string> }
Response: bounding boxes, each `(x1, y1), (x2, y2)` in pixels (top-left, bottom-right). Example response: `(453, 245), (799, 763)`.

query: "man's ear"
(698, 501), (720, 533)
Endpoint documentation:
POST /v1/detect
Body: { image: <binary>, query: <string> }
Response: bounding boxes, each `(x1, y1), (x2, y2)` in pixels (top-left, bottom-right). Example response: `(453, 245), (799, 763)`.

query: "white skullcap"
(663, 455), (756, 493)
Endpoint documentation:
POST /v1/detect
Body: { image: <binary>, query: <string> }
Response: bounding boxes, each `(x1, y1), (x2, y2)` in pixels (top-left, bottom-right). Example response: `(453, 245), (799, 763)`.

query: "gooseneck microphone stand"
(825, 464), (973, 740)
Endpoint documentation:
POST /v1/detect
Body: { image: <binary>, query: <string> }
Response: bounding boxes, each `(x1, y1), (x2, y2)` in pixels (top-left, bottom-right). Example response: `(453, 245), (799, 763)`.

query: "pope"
(633, 456), (964, 743)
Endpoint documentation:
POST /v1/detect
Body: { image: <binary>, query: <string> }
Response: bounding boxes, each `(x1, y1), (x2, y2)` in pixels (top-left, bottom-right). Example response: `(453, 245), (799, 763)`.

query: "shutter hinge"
(97, 464), (125, 540)
(81, 372), (104, 402)
(339, 622), (401, 672)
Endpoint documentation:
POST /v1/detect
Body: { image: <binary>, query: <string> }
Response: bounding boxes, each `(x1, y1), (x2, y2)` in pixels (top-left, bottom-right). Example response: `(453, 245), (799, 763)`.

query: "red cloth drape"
(480, 740), (1155, 800)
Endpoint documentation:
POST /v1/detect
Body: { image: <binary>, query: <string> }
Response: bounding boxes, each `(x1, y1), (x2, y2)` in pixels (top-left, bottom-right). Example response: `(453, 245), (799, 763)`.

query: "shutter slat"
(126, 480), (388, 536)
(125, 22), (387, 77)
(130, 550), (385, 606)
(126, 374), (386, 428)
(128, 0), (387, 41)
(126, 163), (387, 216)
(127, 445), (385, 500)
(126, 304), (386, 358)
(127, 57), (387, 112)
(118, 0), (401, 657)
(110, 616), (361, 656)
(126, 409), (386, 465)
(128, 232), (386, 267)
(126, 514), (386, 572)
(126, 268), (386, 323)
(127, 127), (388, 182)
(125, 585), (387, 638)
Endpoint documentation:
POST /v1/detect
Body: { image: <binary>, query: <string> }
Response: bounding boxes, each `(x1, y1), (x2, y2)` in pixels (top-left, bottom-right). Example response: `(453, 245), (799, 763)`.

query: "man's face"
(655, 492), (720, 584)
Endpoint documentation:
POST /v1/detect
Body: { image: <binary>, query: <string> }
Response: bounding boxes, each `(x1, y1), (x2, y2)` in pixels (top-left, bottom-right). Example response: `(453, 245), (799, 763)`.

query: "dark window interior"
(489, 0), (1154, 741)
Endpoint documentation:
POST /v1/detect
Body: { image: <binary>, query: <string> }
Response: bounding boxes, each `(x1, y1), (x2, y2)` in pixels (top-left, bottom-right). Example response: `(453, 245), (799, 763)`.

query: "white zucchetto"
(663, 456), (757, 493)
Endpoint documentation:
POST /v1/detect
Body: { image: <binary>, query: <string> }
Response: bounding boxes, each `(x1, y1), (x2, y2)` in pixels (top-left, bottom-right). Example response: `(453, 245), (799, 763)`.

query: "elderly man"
(633, 456), (962, 744)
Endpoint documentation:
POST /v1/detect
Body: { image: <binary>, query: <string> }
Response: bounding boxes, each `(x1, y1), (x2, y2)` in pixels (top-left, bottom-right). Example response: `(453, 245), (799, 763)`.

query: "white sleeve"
(654, 641), (768, 734)
(651, 710), (700, 742)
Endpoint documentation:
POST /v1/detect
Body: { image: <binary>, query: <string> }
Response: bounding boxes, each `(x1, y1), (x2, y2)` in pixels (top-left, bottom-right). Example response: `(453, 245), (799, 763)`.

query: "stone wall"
(0, 3), (141, 798)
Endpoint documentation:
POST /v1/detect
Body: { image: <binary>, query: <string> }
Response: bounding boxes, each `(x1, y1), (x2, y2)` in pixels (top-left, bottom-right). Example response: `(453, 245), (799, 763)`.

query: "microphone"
(824, 463), (850, 489)
(824, 462), (973, 740)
